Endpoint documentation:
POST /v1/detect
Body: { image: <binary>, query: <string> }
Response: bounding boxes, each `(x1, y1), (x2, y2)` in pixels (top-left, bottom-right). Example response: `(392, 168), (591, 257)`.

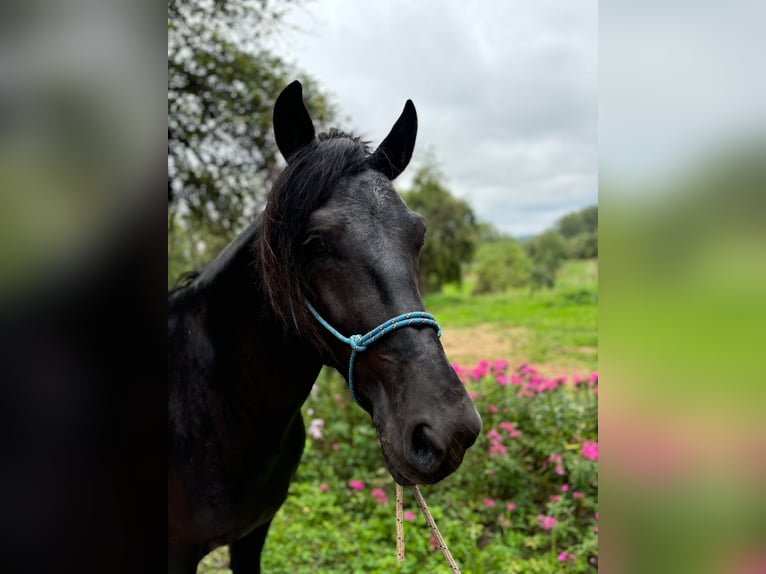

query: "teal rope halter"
(305, 299), (442, 405)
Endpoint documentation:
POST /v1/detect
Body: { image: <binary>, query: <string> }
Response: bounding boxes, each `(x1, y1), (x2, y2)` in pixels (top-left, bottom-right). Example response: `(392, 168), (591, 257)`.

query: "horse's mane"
(258, 130), (371, 343)
(168, 270), (200, 298)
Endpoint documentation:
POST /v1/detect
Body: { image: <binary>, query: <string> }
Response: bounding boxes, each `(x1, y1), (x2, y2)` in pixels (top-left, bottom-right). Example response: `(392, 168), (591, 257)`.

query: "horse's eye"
(302, 233), (327, 256)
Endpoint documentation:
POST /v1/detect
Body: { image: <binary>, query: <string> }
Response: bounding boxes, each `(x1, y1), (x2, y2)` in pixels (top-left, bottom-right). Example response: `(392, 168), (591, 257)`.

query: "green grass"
(425, 260), (598, 369)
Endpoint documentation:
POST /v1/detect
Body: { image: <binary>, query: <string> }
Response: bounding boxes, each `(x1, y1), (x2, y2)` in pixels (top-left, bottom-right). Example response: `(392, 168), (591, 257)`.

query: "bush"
(473, 239), (532, 294)
(525, 231), (568, 291)
(567, 231), (598, 259)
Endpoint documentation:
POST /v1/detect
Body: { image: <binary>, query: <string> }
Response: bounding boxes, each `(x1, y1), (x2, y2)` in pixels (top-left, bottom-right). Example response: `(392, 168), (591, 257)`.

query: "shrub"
(473, 239), (532, 294)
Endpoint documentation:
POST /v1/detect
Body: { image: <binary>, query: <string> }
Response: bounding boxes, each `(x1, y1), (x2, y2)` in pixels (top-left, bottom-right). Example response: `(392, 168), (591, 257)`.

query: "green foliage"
(555, 206), (598, 260)
(557, 206), (597, 239)
(168, 0), (338, 276)
(473, 239), (532, 294)
(567, 231), (598, 259)
(525, 231), (568, 292)
(557, 211), (586, 239)
(401, 163), (478, 294)
(579, 206), (598, 234)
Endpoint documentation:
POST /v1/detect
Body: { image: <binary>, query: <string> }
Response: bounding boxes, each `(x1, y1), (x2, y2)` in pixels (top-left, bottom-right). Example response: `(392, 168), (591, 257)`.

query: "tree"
(525, 230), (567, 292)
(556, 205), (598, 259)
(168, 0), (338, 272)
(558, 211), (585, 238)
(473, 239), (532, 294)
(580, 205), (598, 234)
(401, 163), (478, 294)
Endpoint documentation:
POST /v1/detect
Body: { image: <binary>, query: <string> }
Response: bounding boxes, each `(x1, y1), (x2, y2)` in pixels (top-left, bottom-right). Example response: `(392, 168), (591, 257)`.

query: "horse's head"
(260, 81), (481, 486)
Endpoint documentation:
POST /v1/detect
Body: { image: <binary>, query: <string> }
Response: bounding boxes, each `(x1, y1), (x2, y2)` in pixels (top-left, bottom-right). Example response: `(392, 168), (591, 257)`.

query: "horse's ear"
(369, 100), (417, 180)
(273, 80), (316, 162)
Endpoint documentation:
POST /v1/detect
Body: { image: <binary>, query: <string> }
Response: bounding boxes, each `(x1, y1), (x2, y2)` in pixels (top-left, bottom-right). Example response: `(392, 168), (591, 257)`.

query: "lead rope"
(395, 484), (405, 562)
(396, 484), (461, 573)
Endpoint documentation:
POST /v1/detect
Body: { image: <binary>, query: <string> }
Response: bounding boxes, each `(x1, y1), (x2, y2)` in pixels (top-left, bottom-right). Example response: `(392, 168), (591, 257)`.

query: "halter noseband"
(305, 300), (442, 405)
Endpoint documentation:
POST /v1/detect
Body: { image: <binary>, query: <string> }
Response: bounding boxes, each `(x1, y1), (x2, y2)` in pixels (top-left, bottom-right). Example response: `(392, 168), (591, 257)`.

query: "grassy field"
(197, 259), (598, 573)
(429, 259), (597, 373)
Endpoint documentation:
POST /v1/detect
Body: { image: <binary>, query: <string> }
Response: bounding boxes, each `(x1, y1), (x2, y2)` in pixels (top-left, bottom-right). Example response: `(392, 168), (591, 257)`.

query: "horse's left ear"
(273, 80), (316, 163)
(369, 100), (417, 180)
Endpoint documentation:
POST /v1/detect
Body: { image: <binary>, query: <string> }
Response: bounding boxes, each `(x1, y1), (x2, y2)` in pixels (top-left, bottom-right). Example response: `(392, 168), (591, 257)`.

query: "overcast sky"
(270, 0), (597, 237)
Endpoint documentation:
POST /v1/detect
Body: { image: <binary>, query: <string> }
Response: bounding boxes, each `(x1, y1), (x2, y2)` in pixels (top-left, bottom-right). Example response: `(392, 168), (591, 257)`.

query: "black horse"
(168, 81), (482, 573)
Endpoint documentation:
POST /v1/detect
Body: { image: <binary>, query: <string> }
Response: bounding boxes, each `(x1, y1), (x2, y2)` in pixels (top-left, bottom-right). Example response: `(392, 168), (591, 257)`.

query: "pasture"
(199, 259), (598, 573)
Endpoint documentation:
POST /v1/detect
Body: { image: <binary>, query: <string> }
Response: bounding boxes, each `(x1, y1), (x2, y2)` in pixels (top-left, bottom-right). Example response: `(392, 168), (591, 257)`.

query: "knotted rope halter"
(306, 299), (461, 572)
(304, 300), (441, 405)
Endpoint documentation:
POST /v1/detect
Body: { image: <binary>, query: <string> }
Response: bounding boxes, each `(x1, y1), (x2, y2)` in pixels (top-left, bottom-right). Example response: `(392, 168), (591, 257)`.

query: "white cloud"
(272, 0), (597, 235)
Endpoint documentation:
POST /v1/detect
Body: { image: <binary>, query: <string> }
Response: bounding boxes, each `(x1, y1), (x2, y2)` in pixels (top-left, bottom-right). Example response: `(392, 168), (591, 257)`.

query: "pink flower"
(537, 515), (558, 530)
(370, 488), (388, 504)
(491, 359), (509, 372)
(347, 480), (365, 491)
(404, 511), (416, 521)
(595, 513), (599, 520)
(308, 418), (324, 439)
(510, 429), (522, 438)
(496, 375), (509, 386)
(594, 526), (599, 533)
(573, 491), (584, 499)
(555, 465), (565, 475)
(502, 519), (511, 527)
(507, 503), (516, 511)
(488, 404), (498, 414)
(488, 442), (507, 456)
(319, 483), (329, 492)
(332, 443), (339, 451)
(581, 440), (599, 461)
(483, 498), (496, 508)
(550, 495), (561, 503)
(486, 429), (502, 440)
(558, 551), (568, 562)
(590, 372), (598, 384)
(568, 553), (575, 560)
(468, 391), (478, 401)
(498, 421), (515, 433)
(522, 365), (537, 376)
(561, 484), (570, 492)
(429, 536), (438, 551)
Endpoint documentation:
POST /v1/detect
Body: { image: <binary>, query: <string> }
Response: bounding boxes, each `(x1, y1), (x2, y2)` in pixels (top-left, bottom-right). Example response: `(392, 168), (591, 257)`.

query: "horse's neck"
(170, 216), (322, 447)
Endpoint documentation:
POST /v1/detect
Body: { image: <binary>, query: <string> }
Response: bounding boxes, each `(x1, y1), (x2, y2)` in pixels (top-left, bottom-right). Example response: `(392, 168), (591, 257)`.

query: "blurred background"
(600, 1), (766, 573)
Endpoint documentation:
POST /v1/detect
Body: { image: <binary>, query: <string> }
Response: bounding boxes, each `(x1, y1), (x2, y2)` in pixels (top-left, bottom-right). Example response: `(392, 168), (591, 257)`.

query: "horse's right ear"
(273, 80), (316, 162)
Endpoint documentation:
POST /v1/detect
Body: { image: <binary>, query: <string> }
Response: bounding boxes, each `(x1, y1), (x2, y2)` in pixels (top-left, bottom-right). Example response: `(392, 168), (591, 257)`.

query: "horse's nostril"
(410, 423), (445, 471)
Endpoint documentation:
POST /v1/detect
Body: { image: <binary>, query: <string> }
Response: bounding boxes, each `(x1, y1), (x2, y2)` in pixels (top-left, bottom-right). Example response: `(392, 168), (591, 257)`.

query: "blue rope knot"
(348, 334), (367, 351)
(305, 299), (441, 405)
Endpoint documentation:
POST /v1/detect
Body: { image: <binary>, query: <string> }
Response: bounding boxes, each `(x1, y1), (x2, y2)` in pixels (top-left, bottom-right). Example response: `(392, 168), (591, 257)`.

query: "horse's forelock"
(258, 133), (370, 344)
